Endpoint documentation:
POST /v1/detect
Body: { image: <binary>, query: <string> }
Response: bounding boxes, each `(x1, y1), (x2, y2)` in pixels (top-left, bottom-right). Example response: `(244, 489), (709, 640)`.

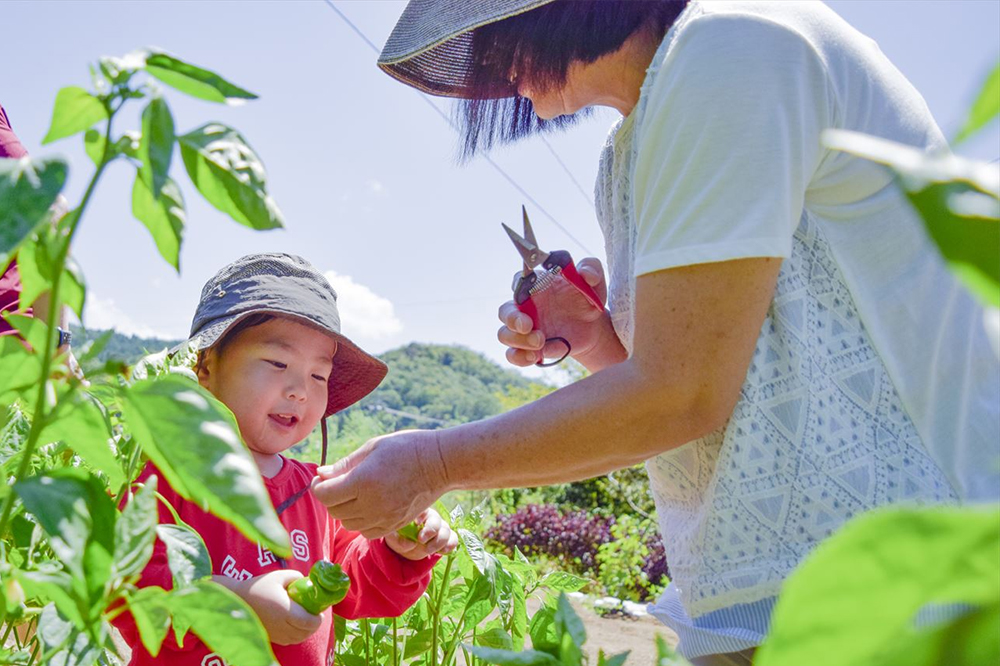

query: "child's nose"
(285, 376), (308, 401)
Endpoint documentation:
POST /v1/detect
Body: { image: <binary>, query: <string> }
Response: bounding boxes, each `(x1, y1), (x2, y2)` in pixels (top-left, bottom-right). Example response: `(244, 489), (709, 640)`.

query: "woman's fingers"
(577, 257), (608, 300)
(506, 346), (540, 367)
(497, 324), (544, 350)
(498, 300), (533, 333)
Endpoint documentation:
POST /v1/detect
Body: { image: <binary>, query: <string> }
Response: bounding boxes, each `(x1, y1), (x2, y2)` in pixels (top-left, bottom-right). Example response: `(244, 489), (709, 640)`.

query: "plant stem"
(392, 616), (398, 666)
(430, 553), (454, 666)
(0, 620), (14, 647)
(362, 617), (370, 666)
(0, 107), (116, 540)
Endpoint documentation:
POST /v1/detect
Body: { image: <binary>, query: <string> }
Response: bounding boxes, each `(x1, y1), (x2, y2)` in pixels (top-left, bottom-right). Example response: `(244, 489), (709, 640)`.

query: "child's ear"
(195, 350), (214, 389)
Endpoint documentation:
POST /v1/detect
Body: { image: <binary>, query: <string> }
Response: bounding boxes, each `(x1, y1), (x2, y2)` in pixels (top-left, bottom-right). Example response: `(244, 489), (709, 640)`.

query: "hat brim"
(377, 0), (557, 98)
(170, 310), (387, 418)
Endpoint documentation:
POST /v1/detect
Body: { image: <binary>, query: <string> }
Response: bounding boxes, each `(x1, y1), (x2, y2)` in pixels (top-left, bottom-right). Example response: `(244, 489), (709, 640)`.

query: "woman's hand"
(383, 508), (458, 560)
(498, 257), (624, 370)
(214, 571), (323, 645)
(311, 430), (450, 539)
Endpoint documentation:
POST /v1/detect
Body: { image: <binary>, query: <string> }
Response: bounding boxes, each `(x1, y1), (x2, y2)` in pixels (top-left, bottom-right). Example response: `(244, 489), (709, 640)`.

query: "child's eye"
(267, 360), (287, 369)
(312, 374), (328, 383)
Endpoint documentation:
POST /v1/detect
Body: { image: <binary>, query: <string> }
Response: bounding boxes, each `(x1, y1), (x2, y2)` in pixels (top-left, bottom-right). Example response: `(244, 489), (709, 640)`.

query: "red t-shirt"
(114, 458), (438, 666)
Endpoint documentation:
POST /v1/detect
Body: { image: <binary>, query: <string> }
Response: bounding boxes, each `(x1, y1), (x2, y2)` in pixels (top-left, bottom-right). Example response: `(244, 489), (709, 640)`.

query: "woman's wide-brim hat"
(173, 252), (387, 418)
(378, 0), (558, 98)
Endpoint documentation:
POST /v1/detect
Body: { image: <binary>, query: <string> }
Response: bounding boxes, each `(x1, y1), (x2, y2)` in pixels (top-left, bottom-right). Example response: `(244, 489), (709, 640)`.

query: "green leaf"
(145, 51), (258, 105)
(131, 172), (185, 271)
(655, 635), (690, 666)
(476, 627), (514, 650)
(128, 586), (172, 658)
(113, 477), (159, 581)
(178, 123), (283, 230)
(528, 605), (558, 655)
(538, 572), (589, 593)
(36, 603), (102, 665)
(16, 568), (85, 629)
(754, 506), (1000, 666)
(955, 63), (1000, 144)
(554, 593), (586, 654)
(156, 523), (211, 587)
(15, 228), (84, 319)
(907, 184), (999, 306)
(0, 156), (68, 267)
(2, 313), (48, 354)
(169, 580), (278, 666)
(83, 129), (106, 167)
(120, 374), (290, 557)
(139, 97), (175, 198)
(597, 650), (630, 666)
(510, 575), (528, 650)
(402, 628), (434, 659)
(823, 129), (999, 307)
(559, 631), (583, 666)
(465, 645), (561, 666)
(42, 86), (107, 144)
(0, 337), (42, 406)
(13, 469), (116, 619)
(877, 599), (1000, 666)
(40, 390), (124, 488)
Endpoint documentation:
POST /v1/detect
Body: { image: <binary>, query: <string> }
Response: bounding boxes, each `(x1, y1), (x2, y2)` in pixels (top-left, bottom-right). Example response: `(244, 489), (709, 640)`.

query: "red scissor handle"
(511, 253), (604, 367)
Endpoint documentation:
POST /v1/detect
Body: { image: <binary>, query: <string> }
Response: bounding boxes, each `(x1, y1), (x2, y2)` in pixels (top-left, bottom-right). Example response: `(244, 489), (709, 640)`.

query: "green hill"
(69, 328), (553, 464)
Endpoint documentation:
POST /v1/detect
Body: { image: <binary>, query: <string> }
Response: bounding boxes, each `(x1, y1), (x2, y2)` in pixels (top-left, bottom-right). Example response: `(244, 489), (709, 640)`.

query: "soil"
(526, 596), (679, 665)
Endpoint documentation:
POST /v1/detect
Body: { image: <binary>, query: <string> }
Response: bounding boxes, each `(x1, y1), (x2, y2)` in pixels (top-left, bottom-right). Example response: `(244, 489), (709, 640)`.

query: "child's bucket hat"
(377, 0), (557, 98)
(177, 252), (387, 418)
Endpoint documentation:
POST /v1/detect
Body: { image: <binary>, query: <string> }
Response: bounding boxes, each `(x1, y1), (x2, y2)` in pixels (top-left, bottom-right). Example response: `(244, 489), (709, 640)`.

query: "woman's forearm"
(435, 356), (721, 491)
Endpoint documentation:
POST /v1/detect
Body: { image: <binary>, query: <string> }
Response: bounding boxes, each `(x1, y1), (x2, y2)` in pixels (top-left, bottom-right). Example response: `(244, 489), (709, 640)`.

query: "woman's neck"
(580, 23), (665, 117)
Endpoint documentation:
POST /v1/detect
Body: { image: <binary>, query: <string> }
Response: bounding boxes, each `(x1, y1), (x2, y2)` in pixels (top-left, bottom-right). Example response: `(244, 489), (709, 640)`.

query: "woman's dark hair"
(457, 0), (689, 160)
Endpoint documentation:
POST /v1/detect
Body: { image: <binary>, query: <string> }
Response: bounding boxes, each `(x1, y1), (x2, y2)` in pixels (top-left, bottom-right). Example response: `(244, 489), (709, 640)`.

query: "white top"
(594, 0), (998, 648)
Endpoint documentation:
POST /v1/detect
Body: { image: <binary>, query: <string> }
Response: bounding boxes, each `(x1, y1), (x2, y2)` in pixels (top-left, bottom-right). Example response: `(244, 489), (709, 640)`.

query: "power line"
(322, 0), (594, 256)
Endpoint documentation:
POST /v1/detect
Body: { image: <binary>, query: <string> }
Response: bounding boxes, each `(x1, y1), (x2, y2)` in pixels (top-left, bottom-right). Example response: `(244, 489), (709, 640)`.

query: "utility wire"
(323, 0), (594, 256)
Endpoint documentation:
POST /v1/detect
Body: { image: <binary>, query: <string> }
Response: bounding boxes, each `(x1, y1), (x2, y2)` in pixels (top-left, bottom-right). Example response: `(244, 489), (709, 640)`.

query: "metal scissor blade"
(521, 205), (539, 249)
(502, 222), (548, 269)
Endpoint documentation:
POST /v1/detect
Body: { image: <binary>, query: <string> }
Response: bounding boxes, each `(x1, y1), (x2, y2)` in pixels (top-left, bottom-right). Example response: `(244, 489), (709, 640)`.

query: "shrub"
(486, 503), (613, 573)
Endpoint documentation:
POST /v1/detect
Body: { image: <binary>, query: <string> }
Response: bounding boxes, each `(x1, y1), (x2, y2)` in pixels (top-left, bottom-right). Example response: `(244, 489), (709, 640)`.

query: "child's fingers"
(423, 528), (456, 555)
(287, 605), (323, 633)
(417, 511), (441, 543)
(441, 530), (458, 554)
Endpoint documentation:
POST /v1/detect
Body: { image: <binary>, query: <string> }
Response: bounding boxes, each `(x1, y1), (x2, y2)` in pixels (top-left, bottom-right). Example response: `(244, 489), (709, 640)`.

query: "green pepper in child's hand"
(287, 560), (351, 615)
(396, 521), (422, 542)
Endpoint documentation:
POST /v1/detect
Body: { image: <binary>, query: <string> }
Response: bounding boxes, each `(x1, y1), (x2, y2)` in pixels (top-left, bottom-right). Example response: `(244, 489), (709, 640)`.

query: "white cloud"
(82, 293), (180, 339)
(323, 271), (402, 340)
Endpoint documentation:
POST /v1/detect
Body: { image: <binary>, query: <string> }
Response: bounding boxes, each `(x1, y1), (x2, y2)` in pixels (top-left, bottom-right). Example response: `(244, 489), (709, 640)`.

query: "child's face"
(197, 317), (336, 459)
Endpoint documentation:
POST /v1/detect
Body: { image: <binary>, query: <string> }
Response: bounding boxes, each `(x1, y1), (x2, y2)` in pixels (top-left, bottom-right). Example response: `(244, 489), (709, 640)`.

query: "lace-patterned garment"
(594, 3), (970, 619)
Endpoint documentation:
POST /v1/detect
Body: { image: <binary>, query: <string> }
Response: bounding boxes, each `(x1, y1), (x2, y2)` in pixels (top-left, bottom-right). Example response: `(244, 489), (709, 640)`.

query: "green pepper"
(287, 560), (351, 615)
(396, 521), (422, 542)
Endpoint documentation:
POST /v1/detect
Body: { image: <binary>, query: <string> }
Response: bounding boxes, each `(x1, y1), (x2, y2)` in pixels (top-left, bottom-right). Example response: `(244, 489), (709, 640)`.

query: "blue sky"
(2, 0), (998, 378)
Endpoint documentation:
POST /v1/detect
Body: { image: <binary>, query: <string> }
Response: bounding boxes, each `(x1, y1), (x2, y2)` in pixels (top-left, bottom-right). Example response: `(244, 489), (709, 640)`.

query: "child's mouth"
(269, 413), (298, 428)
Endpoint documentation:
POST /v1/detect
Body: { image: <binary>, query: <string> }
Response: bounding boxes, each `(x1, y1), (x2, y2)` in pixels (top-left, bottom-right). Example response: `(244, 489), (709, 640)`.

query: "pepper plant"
(0, 48), (290, 666)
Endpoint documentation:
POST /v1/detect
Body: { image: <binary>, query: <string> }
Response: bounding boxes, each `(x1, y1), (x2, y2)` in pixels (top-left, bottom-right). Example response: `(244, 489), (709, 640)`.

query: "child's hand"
(241, 570), (324, 645)
(383, 509), (458, 561)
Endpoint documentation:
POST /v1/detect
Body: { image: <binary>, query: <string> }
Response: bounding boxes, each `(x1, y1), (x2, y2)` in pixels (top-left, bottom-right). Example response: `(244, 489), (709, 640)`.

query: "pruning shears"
(502, 206), (605, 367)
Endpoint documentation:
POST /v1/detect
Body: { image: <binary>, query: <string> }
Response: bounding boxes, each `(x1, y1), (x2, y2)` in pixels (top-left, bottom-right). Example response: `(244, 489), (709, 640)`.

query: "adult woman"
(312, 2), (999, 662)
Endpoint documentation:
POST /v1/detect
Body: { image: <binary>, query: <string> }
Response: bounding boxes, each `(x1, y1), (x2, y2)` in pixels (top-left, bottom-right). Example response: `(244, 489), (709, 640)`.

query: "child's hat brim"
(172, 253), (388, 417)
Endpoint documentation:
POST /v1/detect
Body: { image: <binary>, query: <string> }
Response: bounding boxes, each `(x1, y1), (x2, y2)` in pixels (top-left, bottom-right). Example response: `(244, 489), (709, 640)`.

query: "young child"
(114, 253), (456, 665)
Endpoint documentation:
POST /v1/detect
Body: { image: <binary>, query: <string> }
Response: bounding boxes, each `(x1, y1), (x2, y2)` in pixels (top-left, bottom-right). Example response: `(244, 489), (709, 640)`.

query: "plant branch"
(0, 105), (117, 539)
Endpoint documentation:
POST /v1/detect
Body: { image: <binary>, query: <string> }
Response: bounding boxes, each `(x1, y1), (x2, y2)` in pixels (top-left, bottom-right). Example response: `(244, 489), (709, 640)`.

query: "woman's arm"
(313, 256), (781, 537)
